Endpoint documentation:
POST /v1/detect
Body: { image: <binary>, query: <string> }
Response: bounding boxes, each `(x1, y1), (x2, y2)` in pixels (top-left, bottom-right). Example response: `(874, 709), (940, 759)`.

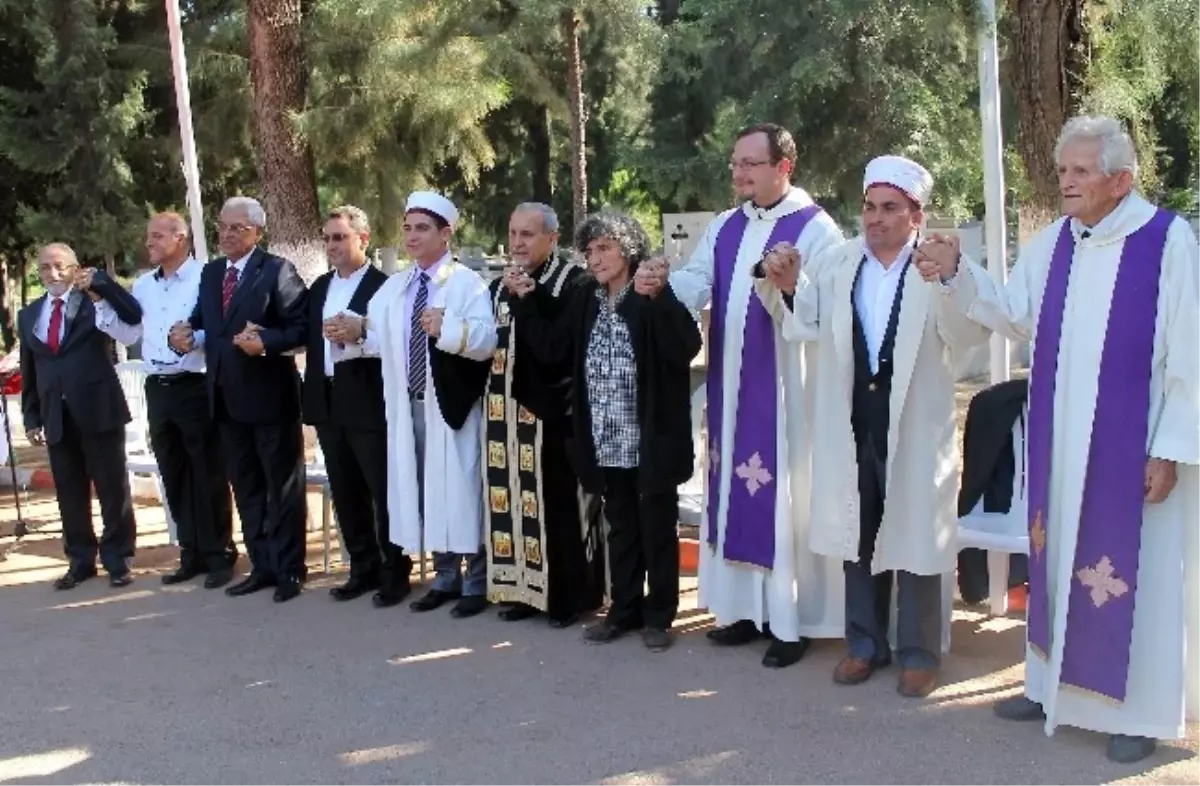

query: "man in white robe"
(932, 116), (1199, 764)
(662, 123), (845, 668)
(352, 192), (498, 618)
(777, 156), (990, 696)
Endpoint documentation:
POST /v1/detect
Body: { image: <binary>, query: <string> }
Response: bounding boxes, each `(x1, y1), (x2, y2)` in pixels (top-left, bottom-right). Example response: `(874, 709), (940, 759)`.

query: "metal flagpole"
(165, 0), (209, 263)
(978, 0), (1010, 385)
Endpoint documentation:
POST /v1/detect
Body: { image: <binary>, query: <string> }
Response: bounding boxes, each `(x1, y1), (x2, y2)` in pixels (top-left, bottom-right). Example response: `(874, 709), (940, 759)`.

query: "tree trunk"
(247, 0), (323, 284)
(1008, 0), (1089, 239)
(561, 8), (587, 233)
(528, 103), (553, 204)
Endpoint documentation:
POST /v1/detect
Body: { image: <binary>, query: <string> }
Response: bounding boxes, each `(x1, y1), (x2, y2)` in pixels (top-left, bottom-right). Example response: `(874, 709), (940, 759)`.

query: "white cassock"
(670, 186), (846, 642)
(782, 237), (989, 599)
(945, 192), (1200, 739)
(365, 255), (498, 555)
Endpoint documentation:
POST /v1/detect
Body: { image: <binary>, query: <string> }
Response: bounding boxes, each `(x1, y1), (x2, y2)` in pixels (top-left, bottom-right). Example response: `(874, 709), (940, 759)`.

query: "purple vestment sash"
(705, 203), (823, 569)
(1026, 208), (1173, 702)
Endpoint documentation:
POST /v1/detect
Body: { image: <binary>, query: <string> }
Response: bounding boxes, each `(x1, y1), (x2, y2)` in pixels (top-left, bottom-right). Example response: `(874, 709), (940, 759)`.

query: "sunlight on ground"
(388, 647), (474, 665)
(0, 746), (90, 782)
(337, 741), (432, 766)
(596, 750), (740, 785)
(45, 589), (156, 611)
(677, 689), (718, 699)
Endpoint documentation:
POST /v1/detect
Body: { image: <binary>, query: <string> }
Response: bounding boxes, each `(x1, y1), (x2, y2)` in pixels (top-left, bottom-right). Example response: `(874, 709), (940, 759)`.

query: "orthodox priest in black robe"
(484, 203), (606, 626)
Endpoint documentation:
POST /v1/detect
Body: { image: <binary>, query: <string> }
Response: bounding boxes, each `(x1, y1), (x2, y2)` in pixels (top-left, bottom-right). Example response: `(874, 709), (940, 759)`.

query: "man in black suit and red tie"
(18, 243), (143, 589)
(302, 205), (413, 607)
(170, 196), (310, 603)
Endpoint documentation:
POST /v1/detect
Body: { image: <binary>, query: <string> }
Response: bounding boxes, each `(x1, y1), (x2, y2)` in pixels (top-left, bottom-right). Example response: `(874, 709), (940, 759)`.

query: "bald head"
(147, 211), (191, 269)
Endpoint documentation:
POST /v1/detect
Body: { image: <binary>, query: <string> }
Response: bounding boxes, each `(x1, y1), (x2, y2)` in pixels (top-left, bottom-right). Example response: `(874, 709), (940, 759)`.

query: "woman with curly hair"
(505, 210), (702, 651)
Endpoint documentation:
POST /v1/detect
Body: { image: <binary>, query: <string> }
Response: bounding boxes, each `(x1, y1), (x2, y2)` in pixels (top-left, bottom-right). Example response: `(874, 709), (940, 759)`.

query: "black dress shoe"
(225, 573), (275, 597)
(498, 603), (539, 622)
(204, 567), (235, 590)
(409, 589), (460, 612)
(450, 596), (488, 618)
(548, 612), (580, 629)
(53, 568), (96, 591)
(273, 576), (302, 603)
(109, 572), (134, 588)
(762, 637), (810, 668)
(1107, 734), (1157, 764)
(372, 584), (412, 608)
(330, 574), (380, 602)
(161, 566), (202, 585)
(707, 619), (760, 646)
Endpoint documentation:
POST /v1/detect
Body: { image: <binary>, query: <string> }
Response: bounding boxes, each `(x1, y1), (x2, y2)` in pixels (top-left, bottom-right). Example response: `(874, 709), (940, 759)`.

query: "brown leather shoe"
(833, 656), (875, 685)
(897, 668), (938, 698)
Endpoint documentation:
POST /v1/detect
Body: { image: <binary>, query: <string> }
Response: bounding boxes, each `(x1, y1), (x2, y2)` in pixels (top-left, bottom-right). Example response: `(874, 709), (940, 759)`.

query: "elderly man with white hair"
(929, 115), (1199, 764)
(170, 196), (310, 603)
(773, 154), (990, 697)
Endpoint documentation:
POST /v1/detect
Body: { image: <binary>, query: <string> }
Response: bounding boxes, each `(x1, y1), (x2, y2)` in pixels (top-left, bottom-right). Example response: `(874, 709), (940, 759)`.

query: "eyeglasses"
(323, 232), (352, 243)
(217, 223), (254, 234)
(728, 159), (774, 172)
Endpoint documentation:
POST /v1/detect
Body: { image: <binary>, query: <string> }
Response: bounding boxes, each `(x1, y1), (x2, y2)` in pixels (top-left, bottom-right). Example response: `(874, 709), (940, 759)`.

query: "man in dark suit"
(19, 243), (143, 589)
(170, 196), (309, 603)
(302, 205), (412, 607)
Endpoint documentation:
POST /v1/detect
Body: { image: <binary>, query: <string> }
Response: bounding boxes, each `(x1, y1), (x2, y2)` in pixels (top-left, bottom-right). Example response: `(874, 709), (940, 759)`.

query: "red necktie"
(46, 298), (64, 355)
(221, 266), (238, 315)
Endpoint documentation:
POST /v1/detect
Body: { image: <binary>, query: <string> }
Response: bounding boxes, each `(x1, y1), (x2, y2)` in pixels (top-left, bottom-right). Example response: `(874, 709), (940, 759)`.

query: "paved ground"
(0, 492), (1196, 785)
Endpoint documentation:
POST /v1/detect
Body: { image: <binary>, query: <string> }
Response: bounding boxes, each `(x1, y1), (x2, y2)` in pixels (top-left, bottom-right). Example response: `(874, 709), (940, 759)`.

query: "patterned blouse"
(585, 284), (640, 468)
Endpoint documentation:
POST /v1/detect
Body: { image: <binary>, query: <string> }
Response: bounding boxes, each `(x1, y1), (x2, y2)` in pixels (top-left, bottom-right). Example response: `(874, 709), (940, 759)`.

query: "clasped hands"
(73, 267), (102, 302)
(758, 243), (801, 294)
(167, 320), (265, 356)
(914, 234), (961, 283)
(322, 313), (366, 346)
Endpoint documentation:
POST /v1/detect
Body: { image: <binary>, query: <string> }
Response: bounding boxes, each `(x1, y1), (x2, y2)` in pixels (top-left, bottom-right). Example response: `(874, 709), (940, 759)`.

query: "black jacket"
(19, 272), (143, 446)
(301, 265), (388, 430)
(189, 247), (308, 424)
(957, 378), (1029, 516)
(509, 276), (702, 495)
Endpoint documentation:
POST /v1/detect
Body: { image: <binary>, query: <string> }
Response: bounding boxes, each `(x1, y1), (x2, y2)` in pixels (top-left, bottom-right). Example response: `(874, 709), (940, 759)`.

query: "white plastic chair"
(956, 407), (1031, 616)
(115, 361), (176, 543)
(678, 382), (706, 527)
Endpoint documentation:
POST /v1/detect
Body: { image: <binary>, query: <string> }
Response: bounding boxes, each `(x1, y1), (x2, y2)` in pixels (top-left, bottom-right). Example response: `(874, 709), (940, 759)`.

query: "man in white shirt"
(100, 212), (237, 589)
(301, 206), (412, 607)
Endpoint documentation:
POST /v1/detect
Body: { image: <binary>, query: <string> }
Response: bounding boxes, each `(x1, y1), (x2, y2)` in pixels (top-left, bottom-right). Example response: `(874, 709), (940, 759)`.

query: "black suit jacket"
(189, 247), (308, 424)
(18, 272), (143, 446)
(301, 265), (388, 430)
(509, 277), (702, 495)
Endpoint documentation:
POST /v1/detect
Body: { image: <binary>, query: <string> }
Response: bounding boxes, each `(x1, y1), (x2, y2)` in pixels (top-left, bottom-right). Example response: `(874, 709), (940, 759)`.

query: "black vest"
(850, 255), (911, 460)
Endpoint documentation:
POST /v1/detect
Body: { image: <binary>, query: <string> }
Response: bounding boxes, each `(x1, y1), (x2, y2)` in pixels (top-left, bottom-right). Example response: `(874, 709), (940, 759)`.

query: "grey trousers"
(846, 437), (942, 669)
(411, 397), (487, 597)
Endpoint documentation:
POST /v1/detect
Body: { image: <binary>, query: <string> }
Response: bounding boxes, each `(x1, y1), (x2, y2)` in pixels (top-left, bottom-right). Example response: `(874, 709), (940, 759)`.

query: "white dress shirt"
(34, 290), (73, 345)
(321, 262), (370, 377)
(96, 259), (206, 375)
(360, 253), (449, 375)
(853, 236), (915, 374)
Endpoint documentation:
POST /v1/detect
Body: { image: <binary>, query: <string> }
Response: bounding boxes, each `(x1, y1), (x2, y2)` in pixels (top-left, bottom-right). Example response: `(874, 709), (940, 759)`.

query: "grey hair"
(328, 204), (371, 234)
(38, 242), (79, 266)
(514, 202), (559, 234)
(1054, 116), (1139, 179)
(221, 196), (267, 228)
(574, 210), (651, 272)
(150, 211), (189, 237)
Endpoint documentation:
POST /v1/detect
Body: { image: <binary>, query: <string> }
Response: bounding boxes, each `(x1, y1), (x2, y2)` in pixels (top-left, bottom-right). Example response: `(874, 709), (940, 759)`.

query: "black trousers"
(47, 407), (136, 576)
(145, 373), (235, 572)
(214, 388), (307, 580)
(316, 421), (410, 590)
(601, 468), (679, 630)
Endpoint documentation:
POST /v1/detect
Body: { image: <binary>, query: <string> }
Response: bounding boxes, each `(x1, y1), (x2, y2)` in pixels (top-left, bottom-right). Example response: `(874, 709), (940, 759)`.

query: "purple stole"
(1026, 208), (1173, 702)
(705, 203), (823, 569)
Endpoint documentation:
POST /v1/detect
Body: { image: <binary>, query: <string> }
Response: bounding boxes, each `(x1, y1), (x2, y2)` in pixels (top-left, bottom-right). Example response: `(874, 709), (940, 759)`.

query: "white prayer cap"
(863, 155), (934, 207)
(405, 191), (459, 229)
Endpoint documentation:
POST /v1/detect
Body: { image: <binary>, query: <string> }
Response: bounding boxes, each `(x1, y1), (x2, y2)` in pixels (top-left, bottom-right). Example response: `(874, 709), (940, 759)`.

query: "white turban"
(863, 155), (934, 207)
(405, 191), (459, 230)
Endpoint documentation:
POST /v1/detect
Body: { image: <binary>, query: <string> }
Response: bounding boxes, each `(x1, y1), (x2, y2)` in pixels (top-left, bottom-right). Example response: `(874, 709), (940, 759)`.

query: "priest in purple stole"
(660, 123), (845, 669)
(937, 116), (1199, 764)
(780, 156), (991, 698)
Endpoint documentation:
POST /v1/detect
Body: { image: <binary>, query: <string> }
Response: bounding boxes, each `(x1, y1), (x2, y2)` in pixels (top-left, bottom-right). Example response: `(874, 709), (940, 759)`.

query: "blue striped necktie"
(408, 272), (429, 396)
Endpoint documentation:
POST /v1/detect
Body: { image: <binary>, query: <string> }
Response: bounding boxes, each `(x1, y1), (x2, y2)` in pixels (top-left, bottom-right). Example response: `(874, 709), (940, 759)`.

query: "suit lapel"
(22, 297), (52, 356)
(886, 265), (932, 451)
(222, 248), (264, 329)
(59, 290), (87, 351)
(347, 267), (383, 315)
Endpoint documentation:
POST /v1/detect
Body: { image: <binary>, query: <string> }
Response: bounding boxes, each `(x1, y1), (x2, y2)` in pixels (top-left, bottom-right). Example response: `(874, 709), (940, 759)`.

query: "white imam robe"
(949, 192), (1200, 739)
(670, 186), (846, 642)
(365, 256), (498, 555)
